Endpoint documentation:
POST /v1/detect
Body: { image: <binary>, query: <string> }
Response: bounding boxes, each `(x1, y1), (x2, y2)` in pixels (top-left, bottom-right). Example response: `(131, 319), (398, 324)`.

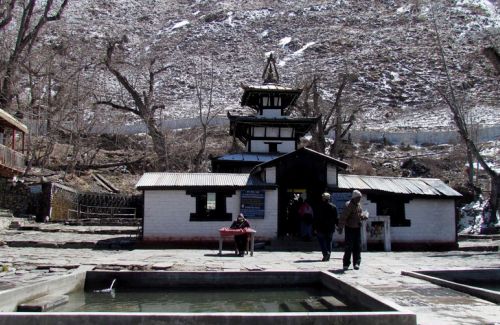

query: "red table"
(218, 227), (256, 256)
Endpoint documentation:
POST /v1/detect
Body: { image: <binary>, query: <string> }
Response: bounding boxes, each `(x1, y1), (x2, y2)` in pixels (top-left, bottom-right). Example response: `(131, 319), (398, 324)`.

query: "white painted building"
(136, 150), (461, 249)
(136, 173), (278, 243)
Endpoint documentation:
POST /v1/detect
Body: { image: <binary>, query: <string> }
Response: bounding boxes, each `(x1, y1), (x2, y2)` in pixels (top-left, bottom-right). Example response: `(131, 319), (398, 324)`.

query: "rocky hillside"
(2, 0), (499, 197)
(49, 0), (500, 130)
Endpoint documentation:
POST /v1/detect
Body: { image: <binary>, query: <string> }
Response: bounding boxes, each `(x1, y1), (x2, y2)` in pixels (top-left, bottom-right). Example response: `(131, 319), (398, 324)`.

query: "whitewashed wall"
(143, 189), (278, 242)
(332, 197), (456, 244)
(326, 165), (338, 186)
(250, 140), (295, 153)
(393, 199), (456, 243)
(265, 167), (276, 183)
(261, 109), (282, 118)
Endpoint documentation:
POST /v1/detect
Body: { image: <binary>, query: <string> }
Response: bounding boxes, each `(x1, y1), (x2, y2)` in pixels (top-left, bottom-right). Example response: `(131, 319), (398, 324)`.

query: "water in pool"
(52, 286), (360, 313)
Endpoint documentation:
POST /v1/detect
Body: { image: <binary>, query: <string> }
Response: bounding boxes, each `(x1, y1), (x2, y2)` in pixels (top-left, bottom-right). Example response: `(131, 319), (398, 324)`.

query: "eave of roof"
(0, 108), (28, 133)
(251, 147), (349, 173)
(212, 153), (282, 162)
(136, 172), (275, 190)
(241, 84), (302, 92)
(227, 114), (320, 124)
(338, 174), (462, 197)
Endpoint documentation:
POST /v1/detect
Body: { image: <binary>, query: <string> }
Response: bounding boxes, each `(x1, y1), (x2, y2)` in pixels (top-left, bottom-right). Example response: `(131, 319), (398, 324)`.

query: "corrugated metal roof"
(215, 153), (281, 162)
(136, 172), (271, 189)
(338, 174), (462, 197)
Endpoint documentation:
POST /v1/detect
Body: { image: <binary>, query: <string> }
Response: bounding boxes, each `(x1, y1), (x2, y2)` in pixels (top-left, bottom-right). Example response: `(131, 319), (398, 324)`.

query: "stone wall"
(0, 178), (31, 217)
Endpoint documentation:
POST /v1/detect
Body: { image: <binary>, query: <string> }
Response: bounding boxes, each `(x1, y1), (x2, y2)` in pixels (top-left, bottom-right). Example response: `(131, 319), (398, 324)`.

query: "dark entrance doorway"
(275, 154), (329, 238)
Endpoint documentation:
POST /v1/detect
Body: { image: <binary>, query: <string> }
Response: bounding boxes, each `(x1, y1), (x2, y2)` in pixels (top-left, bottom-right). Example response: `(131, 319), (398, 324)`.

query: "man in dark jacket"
(313, 192), (338, 261)
(338, 190), (367, 270)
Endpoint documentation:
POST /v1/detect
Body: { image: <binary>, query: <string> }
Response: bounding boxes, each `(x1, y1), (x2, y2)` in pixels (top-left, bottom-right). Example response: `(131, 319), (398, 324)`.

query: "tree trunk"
(490, 174), (499, 225)
(146, 121), (167, 171)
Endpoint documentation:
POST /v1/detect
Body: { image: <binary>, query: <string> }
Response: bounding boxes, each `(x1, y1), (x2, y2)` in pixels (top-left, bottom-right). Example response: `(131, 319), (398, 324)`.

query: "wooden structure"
(218, 227), (256, 256)
(212, 54), (319, 173)
(0, 109), (27, 177)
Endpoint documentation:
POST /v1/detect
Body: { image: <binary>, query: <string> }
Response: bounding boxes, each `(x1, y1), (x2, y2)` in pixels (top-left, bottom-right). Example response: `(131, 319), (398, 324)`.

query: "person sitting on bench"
(230, 213), (251, 257)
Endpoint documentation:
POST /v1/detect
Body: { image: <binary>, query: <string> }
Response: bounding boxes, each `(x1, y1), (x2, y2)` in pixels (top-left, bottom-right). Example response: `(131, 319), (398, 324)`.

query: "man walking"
(338, 190), (367, 270)
(313, 192), (338, 262)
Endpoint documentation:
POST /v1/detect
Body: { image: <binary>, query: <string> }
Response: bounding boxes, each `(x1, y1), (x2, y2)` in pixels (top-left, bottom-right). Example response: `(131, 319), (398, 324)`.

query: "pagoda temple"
(211, 54), (319, 173)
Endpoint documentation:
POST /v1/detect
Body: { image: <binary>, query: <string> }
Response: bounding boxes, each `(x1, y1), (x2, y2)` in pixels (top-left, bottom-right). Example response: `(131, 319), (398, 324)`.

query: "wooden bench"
(218, 227), (256, 256)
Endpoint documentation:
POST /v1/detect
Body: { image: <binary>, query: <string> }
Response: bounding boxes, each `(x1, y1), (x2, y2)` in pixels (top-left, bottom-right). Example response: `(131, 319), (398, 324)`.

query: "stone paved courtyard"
(0, 221), (499, 324)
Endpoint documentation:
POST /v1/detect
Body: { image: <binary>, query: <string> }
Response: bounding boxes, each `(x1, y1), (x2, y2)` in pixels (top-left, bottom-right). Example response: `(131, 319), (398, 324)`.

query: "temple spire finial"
(262, 53), (279, 84)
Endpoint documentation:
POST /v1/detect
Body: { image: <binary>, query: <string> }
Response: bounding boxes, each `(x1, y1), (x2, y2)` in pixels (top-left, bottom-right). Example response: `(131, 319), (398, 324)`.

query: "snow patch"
(279, 37), (292, 47)
(171, 20), (190, 30)
(396, 4), (412, 14)
(292, 41), (316, 56)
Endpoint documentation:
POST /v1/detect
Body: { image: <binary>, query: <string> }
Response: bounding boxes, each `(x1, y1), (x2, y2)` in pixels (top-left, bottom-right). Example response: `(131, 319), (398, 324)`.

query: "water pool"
(0, 270), (416, 325)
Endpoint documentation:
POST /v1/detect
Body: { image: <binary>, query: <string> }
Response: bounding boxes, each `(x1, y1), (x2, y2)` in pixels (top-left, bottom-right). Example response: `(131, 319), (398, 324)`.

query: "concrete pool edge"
(402, 269), (500, 304)
(0, 312), (417, 325)
(0, 270), (417, 325)
(0, 265), (92, 312)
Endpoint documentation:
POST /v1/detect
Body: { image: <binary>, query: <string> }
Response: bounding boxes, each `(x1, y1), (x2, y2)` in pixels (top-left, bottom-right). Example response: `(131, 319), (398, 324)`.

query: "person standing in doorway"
(338, 190), (368, 270)
(313, 192), (338, 261)
(298, 198), (314, 241)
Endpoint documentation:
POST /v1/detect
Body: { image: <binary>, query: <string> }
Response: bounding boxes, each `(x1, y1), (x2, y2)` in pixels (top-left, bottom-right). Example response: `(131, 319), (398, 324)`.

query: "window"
(268, 142), (278, 153)
(206, 192), (216, 210)
(368, 194), (411, 227)
(262, 96), (270, 107)
(188, 190), (234, 221)
(273, 96), (281, 106)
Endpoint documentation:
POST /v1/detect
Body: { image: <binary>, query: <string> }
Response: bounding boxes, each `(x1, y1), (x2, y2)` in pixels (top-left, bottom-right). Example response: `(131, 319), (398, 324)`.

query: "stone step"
(279, 301), (308, 312)
(319, 296), (349, 311)
(0, 209), (13, 218)
(300, 297), (331, 312)
(17, 295), (69, 312)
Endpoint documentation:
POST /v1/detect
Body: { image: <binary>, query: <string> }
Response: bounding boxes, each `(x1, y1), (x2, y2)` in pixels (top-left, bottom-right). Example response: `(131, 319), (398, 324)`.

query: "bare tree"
(297, 73), (360, 157)
(191, 57), (222, 172)
(0, 0), (16, 30)
(97, 40), (169, 171)
(426, 5), (499, 226)
(0, 0), (69, 110)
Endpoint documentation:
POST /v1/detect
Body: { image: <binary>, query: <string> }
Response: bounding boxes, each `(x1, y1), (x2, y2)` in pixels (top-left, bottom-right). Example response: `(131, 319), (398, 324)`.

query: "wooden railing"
(0, 144), (26, 173)
(67, 204), (137, 219)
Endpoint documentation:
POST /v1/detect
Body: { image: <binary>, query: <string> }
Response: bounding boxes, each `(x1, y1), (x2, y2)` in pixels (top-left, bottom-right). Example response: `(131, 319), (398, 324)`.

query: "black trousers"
(234, 235), (248, 253)
(343, 226), (361, 267)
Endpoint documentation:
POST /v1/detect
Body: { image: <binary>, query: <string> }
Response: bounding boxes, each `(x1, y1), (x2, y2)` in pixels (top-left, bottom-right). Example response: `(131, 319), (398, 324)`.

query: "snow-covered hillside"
(49, 0), (499, 131)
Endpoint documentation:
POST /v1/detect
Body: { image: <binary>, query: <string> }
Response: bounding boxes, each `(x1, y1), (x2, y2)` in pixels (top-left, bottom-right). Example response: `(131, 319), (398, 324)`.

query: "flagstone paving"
(0, 222), (499, 324)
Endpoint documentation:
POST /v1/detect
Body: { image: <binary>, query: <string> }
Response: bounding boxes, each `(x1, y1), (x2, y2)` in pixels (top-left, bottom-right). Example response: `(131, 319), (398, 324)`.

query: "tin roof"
(253, 147), (349, 171)
(242, 84), (301, 92)
(136, 172), (273, 190)
(214, 153), (282, 162)
(338, 174), (462, 197)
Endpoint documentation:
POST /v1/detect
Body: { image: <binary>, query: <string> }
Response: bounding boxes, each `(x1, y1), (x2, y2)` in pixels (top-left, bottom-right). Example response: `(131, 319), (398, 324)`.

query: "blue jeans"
(317, 232), (333, 257)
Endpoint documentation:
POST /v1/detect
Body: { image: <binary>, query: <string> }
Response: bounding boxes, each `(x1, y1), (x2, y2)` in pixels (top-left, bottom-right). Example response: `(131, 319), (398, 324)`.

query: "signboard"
(331, 192), (351, 216)
(240, 190), (265, 219)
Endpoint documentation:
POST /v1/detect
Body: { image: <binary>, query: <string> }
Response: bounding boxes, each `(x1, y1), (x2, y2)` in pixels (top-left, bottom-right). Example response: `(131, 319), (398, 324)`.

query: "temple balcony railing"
(0, 143), (26, 176)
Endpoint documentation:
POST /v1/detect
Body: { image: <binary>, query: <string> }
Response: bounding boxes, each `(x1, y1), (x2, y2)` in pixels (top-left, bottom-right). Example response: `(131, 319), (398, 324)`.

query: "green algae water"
(52, 286), (360, 313)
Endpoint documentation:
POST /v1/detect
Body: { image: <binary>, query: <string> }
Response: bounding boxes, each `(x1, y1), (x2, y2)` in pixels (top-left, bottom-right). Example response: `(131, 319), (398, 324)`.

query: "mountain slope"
(53, 0), (500, 131)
